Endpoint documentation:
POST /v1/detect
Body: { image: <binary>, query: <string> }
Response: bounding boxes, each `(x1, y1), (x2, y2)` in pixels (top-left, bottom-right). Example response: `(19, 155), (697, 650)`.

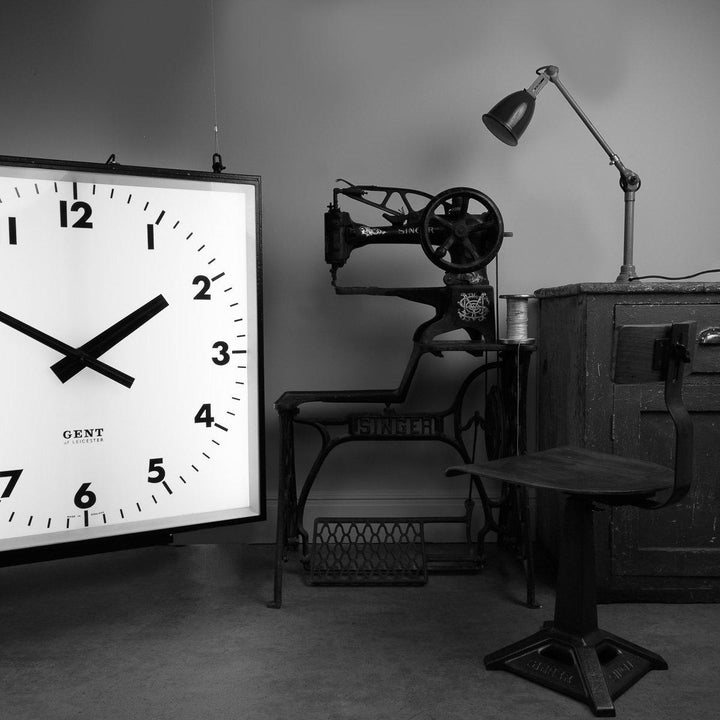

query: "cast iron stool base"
(483, 496), (669, 716)
(484, 622), (667, 716)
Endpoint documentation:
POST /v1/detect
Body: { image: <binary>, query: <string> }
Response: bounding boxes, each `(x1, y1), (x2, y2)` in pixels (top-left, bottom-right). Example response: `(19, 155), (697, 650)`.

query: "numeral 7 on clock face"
(0, 469), (22, 499)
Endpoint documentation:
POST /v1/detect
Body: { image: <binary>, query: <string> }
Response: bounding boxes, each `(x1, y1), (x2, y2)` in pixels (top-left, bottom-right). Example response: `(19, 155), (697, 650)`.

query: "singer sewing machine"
(270, 181), (536, 608)
(325, 181), (506, 342)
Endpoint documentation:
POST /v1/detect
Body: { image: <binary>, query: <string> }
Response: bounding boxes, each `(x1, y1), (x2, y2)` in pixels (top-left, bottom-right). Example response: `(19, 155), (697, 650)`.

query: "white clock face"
(0, 161), (263, 553)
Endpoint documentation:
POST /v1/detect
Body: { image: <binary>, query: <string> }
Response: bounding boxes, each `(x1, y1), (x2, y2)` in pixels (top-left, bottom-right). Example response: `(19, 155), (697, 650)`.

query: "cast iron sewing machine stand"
(268, 283), (535, 609)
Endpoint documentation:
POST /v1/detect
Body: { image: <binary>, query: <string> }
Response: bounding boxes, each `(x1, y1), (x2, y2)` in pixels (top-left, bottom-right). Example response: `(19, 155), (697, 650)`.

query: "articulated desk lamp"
(482, 65), (641, 282)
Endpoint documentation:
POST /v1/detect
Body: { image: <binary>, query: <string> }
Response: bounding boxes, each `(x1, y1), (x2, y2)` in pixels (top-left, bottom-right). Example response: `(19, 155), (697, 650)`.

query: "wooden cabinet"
(535, 282), (720, 602)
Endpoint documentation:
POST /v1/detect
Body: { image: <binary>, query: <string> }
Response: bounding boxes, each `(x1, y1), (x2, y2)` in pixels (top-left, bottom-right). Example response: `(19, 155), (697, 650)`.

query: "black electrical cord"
(630, 268), (720, 281)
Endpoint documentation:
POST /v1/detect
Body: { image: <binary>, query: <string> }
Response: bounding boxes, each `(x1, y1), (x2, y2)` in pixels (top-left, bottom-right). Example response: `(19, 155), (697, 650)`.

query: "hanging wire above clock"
(209, 0), (225, 173)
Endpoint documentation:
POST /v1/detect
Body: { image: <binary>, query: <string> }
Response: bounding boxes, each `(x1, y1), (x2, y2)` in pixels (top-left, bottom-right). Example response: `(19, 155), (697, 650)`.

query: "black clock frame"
(0, 154), (265, 567)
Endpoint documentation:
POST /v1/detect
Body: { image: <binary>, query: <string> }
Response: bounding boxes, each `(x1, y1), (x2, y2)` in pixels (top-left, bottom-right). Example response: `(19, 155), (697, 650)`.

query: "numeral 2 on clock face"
(192, 275), (212, 300)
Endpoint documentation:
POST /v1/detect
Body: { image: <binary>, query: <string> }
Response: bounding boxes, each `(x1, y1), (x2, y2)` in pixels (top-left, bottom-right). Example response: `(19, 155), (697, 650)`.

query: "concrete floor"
(1, 542), (718, 720)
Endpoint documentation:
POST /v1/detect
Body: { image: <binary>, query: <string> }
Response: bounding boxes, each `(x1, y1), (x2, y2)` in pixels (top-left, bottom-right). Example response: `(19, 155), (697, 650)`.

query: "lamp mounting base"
(616, 265), (638, 283)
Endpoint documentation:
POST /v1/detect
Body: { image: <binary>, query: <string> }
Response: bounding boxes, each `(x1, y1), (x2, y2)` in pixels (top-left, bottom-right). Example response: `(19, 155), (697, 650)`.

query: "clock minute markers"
(0, 308), (134, 387)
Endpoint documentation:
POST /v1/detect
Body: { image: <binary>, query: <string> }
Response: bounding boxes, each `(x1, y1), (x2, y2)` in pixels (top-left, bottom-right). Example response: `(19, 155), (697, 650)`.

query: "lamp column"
(617, 171), (641, 282)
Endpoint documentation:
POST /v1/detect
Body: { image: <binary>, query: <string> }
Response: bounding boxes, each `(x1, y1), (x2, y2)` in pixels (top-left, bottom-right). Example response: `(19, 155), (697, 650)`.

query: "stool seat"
(447, 445), (673, 501)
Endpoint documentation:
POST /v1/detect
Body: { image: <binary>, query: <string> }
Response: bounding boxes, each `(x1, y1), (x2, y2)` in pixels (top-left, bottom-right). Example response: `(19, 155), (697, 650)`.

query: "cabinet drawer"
(615, 302), (720, 374)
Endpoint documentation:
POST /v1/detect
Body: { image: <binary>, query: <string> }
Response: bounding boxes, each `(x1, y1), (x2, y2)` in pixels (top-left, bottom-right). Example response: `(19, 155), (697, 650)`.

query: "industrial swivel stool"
(446, 321), (696, 717)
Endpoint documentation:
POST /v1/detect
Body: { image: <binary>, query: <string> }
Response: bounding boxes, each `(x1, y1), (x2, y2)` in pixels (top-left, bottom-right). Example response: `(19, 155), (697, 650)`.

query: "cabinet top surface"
(535, 281), (720, 299)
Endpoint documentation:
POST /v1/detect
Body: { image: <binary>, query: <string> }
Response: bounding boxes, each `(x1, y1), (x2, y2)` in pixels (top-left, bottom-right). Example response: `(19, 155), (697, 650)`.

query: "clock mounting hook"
(212, 152), (225, 173)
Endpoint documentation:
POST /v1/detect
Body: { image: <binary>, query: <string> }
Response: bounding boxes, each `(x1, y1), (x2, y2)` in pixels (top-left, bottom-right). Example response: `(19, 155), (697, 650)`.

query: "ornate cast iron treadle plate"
(308, 517), (428, 586)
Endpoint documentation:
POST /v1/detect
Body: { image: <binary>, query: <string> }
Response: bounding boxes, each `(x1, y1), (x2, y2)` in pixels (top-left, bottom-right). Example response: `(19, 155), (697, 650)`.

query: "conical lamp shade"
(482, 89), (536, 146)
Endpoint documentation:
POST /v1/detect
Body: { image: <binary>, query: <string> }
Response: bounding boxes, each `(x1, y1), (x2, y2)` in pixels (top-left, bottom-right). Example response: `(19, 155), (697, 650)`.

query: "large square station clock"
(0, 155), (264, 562)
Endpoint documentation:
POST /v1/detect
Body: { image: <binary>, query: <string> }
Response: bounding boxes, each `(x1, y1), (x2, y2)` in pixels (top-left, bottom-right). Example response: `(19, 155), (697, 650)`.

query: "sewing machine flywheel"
(419, 187), (509, 273)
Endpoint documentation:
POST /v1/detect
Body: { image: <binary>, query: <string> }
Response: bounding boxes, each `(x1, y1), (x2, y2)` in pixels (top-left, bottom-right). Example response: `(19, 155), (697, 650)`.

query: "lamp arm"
(535, 65), (640, 280)
(539, 66), (640, 192)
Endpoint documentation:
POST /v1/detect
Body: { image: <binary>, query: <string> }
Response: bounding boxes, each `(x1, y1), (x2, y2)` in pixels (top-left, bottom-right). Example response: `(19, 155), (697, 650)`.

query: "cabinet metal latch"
(699, 327), (720, 345)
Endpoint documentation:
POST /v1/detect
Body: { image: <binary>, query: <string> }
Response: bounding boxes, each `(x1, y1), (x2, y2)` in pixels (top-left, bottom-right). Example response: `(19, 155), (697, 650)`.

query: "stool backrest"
(612, 321), (696, 507)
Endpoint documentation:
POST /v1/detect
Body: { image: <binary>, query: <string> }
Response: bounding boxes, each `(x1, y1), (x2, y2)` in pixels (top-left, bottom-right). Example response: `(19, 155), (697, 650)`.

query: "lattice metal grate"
(308, 517), (428, 585)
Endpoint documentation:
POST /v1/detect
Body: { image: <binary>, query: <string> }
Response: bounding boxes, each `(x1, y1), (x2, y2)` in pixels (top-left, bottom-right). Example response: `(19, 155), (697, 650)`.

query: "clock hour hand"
(0, 309), (134, 388)
(51, 294), (169, 384)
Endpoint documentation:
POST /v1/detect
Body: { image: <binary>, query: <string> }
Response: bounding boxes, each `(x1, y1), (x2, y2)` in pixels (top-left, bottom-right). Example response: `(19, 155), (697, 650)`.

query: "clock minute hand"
(0, 309), (134, 388)
(51, 294), (170, 383)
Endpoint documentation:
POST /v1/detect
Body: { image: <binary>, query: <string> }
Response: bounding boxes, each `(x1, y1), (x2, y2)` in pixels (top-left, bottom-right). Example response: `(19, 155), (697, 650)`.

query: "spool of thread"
(500, 294), (533, 344)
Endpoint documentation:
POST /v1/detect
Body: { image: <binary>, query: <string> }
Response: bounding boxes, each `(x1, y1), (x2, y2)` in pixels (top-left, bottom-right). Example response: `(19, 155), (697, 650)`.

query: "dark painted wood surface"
(447, 445), (673, 495)
(535, 282), (720, 602)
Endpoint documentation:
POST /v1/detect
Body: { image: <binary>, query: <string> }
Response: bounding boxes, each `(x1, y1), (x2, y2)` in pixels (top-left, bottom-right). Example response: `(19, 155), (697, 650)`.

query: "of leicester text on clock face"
(0, 163), (262, 552)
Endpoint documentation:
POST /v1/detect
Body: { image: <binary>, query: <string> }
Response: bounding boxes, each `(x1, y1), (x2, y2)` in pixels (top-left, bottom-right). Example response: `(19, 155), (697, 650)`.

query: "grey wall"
(2, 0), (719, 541)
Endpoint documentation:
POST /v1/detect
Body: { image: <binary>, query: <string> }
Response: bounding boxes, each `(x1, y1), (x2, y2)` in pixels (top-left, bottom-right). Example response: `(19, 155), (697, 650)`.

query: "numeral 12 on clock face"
(0, 158), (263, 556)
